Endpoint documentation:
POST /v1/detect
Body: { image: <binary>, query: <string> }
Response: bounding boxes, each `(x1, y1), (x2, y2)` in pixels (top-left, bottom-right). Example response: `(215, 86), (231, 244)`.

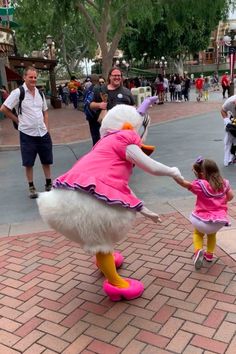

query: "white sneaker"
(193, 249), (204, 270)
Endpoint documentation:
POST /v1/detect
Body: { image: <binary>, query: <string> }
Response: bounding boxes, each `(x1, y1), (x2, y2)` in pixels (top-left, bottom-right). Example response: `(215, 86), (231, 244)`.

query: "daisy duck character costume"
(37, 97), (183, 301)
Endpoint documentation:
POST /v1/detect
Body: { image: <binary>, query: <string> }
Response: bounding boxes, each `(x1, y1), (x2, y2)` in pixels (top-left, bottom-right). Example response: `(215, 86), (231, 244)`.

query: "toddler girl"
(175, 157), (234, 269)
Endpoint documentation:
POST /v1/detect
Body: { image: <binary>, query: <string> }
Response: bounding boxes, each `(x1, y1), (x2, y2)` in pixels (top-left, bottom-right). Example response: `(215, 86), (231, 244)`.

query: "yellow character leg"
(96, 252), (129, 288)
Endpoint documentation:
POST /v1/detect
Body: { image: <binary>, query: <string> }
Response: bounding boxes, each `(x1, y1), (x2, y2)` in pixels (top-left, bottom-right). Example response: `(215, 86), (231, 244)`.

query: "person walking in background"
(163, 76), (169, 102)
(62, 83), (70, 106)
(220, 95), (236, 166)
(0, 66), (53, 198)
(68, 76), (81, 109)
(182, 74), (191, 101)
(155, 73), (165, 104)
(212, 71), (219, 91)
(203, 77), (210, 101)
(98, 76), (106, 86)
(0, 85), (9, 103)
(58, 85), (63, 101)
(221, 72), (230, 99)
(84, 77), (92, 91)
(169, 75), (175, 102)
(175, 157), (234, 269)
(195, 74), (204, 102)
(174, 74), (182, 102)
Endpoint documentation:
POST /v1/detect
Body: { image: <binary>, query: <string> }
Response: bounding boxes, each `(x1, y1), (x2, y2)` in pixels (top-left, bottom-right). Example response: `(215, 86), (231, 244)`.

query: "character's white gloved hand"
(140, 206), (161, 223)
(126, 144), (184, 180)
(170, 167), (184, 180)
(224, 117), (231, 126)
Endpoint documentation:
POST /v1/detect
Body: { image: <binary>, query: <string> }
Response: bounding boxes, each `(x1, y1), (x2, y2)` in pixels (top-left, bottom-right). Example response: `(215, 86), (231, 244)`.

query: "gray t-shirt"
(93, 85), (135, 111)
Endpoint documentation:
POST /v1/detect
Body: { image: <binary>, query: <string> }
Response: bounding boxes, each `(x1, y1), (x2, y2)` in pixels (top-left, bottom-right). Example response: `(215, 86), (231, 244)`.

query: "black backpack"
(12, 86), (44, 130)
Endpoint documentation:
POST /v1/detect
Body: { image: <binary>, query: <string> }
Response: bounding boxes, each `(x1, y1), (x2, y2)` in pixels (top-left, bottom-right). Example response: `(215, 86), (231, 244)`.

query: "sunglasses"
(99, 81), (105, 84)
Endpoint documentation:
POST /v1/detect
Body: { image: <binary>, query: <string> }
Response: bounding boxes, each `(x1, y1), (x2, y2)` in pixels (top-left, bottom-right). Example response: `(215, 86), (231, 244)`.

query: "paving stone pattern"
(0, 208), (235, 353)
(0, 90), (235, 353)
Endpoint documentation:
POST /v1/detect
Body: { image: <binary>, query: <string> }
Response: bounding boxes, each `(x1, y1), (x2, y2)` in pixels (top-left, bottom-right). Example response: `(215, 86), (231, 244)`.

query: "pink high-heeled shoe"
(96, 251), (124, 269)
(103, 278), (144, 301)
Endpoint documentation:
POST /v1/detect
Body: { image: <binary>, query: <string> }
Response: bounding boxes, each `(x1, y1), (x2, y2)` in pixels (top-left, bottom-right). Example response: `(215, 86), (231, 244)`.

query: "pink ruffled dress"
(189, 179), (230, 225)
(53, 130), (143, 210)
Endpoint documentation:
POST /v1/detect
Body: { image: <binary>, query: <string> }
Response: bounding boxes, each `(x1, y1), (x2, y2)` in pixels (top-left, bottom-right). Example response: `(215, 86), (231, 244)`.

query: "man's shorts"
(20, 131), (53, 167)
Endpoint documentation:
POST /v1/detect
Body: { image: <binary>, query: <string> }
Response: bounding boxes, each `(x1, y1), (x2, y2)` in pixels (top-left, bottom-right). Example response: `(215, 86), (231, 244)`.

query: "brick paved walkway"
(0, 206), (236, 353)
(0, 94), (236, 353)
(0, 99), (221, 148)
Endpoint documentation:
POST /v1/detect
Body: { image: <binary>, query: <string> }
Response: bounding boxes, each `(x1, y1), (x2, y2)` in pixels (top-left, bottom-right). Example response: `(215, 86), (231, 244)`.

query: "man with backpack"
(0, 66), (53, 199)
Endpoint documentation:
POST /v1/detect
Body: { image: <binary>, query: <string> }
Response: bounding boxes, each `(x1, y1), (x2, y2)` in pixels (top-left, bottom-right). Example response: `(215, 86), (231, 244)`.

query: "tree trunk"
(101, 51), (115, 79)
(173, 58), (184, 76)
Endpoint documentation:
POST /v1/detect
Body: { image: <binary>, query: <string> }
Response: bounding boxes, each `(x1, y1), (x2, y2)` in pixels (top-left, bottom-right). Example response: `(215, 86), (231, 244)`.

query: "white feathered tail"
(37, 189), (136, 254)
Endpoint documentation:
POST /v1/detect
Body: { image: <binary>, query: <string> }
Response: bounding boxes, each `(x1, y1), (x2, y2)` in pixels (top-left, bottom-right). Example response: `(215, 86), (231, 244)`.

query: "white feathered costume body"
(37, 98), (183, 301)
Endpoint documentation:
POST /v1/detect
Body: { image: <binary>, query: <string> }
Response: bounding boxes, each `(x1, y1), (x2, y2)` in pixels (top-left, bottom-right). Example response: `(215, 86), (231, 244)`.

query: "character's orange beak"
(141, 144), (155, 156)
(122, 122), (133, 130)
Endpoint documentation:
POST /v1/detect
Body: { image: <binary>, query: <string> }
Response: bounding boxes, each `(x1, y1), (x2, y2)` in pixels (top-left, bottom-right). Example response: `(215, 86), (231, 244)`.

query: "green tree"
(120, 0), (232, 74)
(13, 0), (96, 77)
(74, 0), (160, 77)
(13, 0), (160, 78)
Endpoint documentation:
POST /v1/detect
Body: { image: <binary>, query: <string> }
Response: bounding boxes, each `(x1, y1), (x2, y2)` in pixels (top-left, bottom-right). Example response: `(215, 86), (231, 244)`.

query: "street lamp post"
(158, 56), (168, 76)
(223, 24), (236, 97)
(125, 63), (130, 78)
(46, 35), (60, 108)
(155, 61), (158, 75)
(46, 35), (53, 59)
(115, 59), (130, 77)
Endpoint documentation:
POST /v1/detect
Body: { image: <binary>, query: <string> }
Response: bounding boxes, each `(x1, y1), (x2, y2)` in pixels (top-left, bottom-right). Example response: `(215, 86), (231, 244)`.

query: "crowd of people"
(1, 65), (234, 202)
(55, 69), (236, 168)
(56, 70), (228, 113)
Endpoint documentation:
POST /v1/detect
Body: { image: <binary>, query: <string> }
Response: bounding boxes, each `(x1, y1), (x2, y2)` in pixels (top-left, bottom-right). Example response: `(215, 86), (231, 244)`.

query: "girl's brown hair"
(202, 159), (224, 191)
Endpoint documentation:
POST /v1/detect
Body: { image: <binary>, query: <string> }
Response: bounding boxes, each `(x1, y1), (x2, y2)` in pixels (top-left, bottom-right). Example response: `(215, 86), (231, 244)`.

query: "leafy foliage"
(120, 0), (231, 61)
(12, 0), (159, 77)
(13, 0), (96, 76)
(11, 0), (236, 77)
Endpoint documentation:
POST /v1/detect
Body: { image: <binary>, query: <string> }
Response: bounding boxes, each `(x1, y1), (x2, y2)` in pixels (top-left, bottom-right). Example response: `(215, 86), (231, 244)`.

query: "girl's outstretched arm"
(227, 189), (234, 202)
(174, 177), (191, 189)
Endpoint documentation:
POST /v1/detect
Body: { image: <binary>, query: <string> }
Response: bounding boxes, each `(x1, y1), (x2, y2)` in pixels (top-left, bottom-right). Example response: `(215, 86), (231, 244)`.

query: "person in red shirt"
(195, 75), (204, 102)
(221, 72), (230, 99)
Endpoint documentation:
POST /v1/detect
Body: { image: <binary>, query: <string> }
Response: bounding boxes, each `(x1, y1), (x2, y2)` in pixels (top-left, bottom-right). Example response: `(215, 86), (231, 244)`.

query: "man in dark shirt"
(90, 67), (135, 120)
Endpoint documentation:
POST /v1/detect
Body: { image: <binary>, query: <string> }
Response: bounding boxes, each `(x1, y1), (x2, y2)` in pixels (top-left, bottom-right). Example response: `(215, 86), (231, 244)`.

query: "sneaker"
(204, 252), (213, 262)
(29, 186), (38, 199)
(45, 183), (52, 192)
(193, 249), (204, 269)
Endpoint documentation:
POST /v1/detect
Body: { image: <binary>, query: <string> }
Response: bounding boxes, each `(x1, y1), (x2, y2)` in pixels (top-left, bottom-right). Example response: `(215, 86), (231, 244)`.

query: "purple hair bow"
(195, 156), (204, 164)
